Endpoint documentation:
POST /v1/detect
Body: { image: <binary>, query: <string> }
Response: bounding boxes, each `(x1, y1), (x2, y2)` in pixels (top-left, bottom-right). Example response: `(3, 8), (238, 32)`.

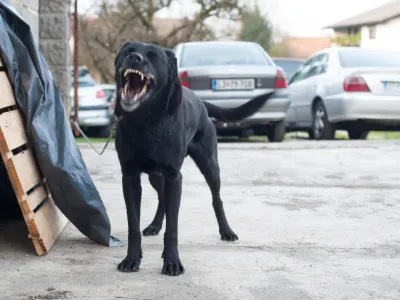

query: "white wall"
(360, 17), (400, 51)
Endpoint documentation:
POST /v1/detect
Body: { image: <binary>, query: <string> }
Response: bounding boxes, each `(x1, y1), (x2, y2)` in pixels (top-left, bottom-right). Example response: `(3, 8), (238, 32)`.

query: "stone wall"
(39, 0), (70, 110)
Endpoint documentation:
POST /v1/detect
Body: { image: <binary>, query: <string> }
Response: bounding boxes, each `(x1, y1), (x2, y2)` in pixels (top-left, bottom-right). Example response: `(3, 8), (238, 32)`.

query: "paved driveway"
(1, 140), (400, 299)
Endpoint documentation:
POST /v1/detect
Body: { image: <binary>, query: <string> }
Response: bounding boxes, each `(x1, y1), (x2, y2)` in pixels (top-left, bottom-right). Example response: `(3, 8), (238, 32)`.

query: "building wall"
(283, 37), (332, 59)
(360, 17), (400, 51)
(6, 0), (70, 111)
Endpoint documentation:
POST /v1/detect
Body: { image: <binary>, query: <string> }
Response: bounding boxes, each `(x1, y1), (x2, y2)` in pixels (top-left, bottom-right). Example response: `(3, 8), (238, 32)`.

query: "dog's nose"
(130, 52), (143, 63)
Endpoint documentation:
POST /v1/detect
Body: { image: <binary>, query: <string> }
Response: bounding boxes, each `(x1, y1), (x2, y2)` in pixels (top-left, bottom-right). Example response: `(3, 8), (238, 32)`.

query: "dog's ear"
(114, 42), (131, 67)
(164, 48), (182, 114)
(164, 48), (179, 80)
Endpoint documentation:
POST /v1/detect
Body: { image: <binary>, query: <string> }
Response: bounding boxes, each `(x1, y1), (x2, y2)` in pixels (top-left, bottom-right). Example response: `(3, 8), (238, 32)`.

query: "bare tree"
(78, 0), (245, 83)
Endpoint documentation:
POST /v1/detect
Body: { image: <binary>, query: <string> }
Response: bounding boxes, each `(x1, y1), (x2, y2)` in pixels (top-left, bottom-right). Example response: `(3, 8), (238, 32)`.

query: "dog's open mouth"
(121, 69), (152, 110)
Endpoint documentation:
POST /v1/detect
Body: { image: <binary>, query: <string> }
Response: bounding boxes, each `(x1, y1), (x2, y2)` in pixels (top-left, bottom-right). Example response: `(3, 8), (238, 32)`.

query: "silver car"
(286, 47), (400, 140)
(173, 41), (290, 142)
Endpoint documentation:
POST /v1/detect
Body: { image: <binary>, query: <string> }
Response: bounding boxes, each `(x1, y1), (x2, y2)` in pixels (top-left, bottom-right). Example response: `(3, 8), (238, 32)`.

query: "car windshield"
(273, 59), (304, 79)
(180, 43), (271, 67)
(339, 49), (400, 68)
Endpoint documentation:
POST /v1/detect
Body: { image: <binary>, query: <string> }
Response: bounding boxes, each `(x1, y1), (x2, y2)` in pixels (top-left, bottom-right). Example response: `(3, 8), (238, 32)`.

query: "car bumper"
(200, 90), (290, 129)
(71, 108), (111, 127)
(326, 93), (400, 124)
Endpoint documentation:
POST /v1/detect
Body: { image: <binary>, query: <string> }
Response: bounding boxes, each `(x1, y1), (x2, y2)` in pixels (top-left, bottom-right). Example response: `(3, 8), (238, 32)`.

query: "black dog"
(113, 41), (275, 276)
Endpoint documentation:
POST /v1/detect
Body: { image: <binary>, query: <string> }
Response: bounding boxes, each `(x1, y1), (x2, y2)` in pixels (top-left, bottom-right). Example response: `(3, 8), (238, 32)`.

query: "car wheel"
(307, 129), (315, 140)
(312, 101), (335, 140)
(347, 128), (369, 140)
(267, 120), (286, 142)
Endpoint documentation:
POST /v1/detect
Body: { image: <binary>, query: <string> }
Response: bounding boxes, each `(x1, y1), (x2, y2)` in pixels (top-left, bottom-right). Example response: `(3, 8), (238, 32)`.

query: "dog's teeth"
(140, 73), (144, 81)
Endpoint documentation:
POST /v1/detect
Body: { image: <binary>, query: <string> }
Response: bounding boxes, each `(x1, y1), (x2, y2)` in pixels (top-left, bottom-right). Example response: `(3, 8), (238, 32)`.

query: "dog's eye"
(147, 50), (157, 58)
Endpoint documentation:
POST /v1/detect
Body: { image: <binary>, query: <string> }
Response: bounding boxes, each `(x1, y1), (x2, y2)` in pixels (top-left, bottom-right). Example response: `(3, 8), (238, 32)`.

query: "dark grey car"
(173, 41), (291, 142)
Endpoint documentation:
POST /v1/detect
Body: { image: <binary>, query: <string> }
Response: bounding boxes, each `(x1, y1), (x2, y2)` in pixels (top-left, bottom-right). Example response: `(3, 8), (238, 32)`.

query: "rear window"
(339, 49), (400, 67)
(273, 60), (304, 79)
(180, 43), (271, 67)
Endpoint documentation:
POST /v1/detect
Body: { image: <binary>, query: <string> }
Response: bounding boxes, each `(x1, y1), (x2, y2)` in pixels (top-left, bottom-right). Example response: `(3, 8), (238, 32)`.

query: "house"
(326, 0), (400, 51)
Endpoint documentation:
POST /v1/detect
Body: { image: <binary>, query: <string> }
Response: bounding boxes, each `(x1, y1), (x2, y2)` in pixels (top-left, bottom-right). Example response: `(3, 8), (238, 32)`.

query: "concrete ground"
(1, 140), (400, 300)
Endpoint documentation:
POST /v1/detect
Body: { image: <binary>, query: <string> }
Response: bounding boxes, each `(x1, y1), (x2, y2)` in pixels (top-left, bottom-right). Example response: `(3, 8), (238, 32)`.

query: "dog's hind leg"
(188, 127), (238, 241)
(143, 172), (165, 236)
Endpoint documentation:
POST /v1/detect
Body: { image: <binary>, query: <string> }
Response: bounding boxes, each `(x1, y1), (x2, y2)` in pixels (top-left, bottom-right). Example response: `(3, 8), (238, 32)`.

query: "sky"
(78, 0), (395, 37)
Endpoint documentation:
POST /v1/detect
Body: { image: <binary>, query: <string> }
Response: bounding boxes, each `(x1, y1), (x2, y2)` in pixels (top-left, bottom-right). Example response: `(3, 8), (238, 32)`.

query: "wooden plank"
(18, 185), (49, 215)
(0, 72), (16, 109)
(0, 109), (28, 152)
(6, 149), (42, 196)
(27, 196), (68, 256)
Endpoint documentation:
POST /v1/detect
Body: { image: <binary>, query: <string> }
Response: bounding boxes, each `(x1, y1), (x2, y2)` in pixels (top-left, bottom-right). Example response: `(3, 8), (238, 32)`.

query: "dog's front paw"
(142, 224), (162, 236)
(161, 248), (185, 276)
(117, 256), (141, 272)
(220, 227), (238, 241)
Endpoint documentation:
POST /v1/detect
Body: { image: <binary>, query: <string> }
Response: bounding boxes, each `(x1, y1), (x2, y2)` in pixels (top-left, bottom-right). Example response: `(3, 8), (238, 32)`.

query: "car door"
(286, 56), (319, 127)
(296, 53), (330, 126)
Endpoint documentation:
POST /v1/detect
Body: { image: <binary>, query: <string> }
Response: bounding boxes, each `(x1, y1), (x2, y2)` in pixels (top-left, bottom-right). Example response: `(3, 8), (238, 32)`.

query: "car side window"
(320, 53), (329, 74)
(303, 53), (329, 79)
(289, 57), (316, 84)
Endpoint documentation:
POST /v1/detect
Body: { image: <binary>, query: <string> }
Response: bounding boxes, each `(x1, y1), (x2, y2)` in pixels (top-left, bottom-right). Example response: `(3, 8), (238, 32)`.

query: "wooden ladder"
(0, 57), (68, 255)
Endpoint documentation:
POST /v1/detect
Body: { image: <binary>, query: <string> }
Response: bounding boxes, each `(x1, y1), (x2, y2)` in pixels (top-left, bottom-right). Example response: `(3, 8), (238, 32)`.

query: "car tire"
(347, 128), (369, 140)
(268, 120), (286, 142)
(307, 129), (315, 140)
(312, 101), (335, 140)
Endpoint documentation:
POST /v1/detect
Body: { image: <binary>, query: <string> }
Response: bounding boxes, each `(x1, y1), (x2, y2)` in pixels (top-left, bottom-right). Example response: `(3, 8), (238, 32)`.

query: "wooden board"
(0, 72), (16, 109)
(27, 196), (67, 255)
(0, 109), (28, 151)
(0, 61), (68, 256)
(6, 149), (43, 195)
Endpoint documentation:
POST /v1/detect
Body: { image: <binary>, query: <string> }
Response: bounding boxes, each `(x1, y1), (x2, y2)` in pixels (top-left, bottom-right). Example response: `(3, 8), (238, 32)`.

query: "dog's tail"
(203, 91), (275, 122)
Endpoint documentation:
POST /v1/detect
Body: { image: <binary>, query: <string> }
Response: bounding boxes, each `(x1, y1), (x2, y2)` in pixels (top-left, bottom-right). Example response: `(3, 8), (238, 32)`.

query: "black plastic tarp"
(0, 1), (122, 247)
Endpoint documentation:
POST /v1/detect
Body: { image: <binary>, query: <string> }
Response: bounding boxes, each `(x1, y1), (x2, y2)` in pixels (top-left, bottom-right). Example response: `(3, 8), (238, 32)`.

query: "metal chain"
(70, 118), (118, 155)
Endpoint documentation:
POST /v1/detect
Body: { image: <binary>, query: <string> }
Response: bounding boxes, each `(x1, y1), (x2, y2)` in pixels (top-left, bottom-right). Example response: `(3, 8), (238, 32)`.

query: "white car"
(69, 68), (115, 137)
(286, 47), (400, 140)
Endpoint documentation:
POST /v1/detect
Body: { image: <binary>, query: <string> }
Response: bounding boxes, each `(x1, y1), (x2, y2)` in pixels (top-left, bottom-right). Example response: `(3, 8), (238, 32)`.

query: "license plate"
(212, 79), (255, 91)
(383, 81), (400, 91)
